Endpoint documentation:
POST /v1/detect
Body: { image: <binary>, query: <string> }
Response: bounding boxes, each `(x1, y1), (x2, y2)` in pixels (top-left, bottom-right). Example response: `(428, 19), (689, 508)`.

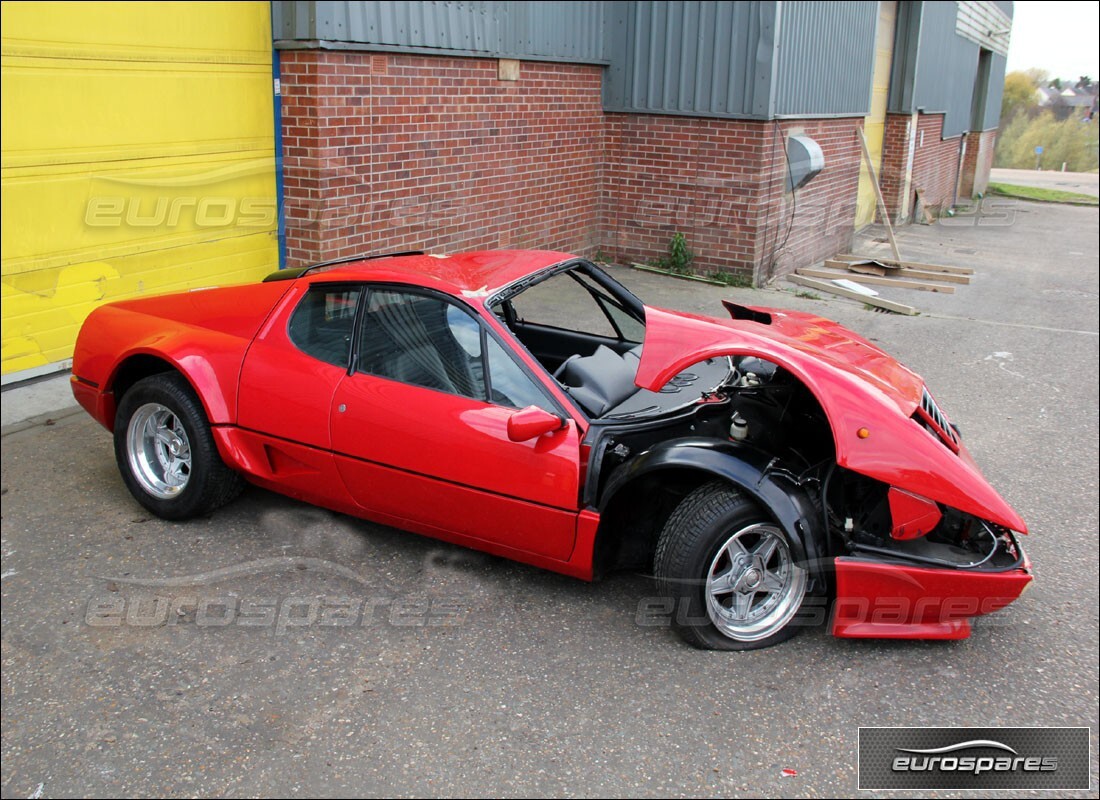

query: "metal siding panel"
(955, 0), (1010, 55)
(774, 1), (879, 117)
(1, 1), (277, 377)
(279, 1), (603, 62)
(604, 1), (770, 118)
(912, 0), (978, 137)
(887, 0), (921, 113)
(982, 51), (1006, 130)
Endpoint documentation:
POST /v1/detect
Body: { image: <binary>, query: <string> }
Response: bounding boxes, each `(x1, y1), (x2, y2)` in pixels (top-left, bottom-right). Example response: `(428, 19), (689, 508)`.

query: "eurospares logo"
(858, 727), (1090, 790)
(894, 739), (1056, 775)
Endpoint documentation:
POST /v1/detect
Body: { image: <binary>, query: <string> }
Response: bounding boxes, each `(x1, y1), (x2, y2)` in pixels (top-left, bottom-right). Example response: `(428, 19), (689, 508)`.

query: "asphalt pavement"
(1, 200), (1097, 798)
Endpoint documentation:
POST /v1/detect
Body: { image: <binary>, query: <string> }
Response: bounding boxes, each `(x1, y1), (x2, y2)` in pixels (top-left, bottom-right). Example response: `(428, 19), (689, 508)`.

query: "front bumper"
(830, 544), (1033, 640)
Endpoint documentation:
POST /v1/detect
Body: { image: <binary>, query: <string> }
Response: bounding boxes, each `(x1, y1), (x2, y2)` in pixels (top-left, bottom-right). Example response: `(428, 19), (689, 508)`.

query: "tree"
(1001, 71), (1039, 121)
(1024, 68), (1049, 86)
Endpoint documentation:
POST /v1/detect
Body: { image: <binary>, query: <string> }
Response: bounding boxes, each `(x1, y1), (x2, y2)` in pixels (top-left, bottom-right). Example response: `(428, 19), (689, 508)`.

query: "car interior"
(493, 264), (733, 419)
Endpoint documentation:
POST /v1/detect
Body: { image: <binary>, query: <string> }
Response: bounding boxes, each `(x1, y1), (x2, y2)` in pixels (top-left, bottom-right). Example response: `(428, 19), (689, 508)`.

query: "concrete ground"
(990, 167), (1100, 198)
(1, 200), (1097, 798)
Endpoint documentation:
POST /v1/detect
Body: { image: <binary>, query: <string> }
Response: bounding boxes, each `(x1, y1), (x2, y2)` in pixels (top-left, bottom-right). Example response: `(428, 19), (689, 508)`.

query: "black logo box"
(858, 727), (1090, 791)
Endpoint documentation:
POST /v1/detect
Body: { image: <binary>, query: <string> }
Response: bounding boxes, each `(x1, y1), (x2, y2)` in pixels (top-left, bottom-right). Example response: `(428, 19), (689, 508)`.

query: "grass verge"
(986, 182), (1098, 206)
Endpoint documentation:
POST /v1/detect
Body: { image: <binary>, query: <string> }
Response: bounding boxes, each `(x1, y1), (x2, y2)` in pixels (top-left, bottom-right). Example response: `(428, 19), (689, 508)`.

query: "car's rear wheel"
(114, 373), (244, 520)
(654, 481), (809, 650)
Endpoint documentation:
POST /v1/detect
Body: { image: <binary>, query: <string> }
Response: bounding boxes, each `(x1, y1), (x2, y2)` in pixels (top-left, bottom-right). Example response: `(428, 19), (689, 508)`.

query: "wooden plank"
(823, 259), (971, 284)
(889, 267), (970, 284)
(629, 263), (728, 286)
(857, 127), (902, 262)
(797, 267), (955, 293)
(834, 253), (975, 275)
(788, 275), (919, 315)
(826, 259), (887, 276)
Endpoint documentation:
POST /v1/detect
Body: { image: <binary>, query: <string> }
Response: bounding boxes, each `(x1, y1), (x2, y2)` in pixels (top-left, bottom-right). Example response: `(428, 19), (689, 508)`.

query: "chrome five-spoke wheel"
(126, 403), (192, 499)
(654, 481), (816, 650)
(704, 523), (807, 643)
(113, 374), (244, 519)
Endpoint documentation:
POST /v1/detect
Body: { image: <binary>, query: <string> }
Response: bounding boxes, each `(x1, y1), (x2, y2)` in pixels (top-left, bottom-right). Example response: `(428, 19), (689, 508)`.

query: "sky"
(1005, 0), (1100, 81)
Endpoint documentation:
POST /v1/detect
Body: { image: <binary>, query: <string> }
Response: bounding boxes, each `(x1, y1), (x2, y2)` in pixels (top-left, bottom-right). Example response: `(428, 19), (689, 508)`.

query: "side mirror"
(506, 406), (565, 442)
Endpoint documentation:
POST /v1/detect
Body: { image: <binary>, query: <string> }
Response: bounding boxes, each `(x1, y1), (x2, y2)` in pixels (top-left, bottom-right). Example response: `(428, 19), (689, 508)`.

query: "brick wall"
(879, 113), (911, 221)
(601, 115), (860, 282)
(880, 112), (965, 220)
(601, 115), (771, 278)
(957, 129), (999, 199)
(757, 118), (864, 282)
(282, 50), (962, 285)
(280, 51), (605, 267)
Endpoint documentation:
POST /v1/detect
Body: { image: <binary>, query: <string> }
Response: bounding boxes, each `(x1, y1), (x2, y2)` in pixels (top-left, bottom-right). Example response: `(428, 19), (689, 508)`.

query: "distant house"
(1037, 83), (1098, 119)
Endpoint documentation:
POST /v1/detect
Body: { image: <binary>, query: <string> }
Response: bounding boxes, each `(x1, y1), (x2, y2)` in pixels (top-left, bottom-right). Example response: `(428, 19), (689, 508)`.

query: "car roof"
(304, 249), (578, 298)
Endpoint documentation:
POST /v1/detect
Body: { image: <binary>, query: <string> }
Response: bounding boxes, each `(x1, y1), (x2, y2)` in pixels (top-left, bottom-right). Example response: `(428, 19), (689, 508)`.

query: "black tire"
(654, 481), (811, 650)
(113, 373), (244, 520)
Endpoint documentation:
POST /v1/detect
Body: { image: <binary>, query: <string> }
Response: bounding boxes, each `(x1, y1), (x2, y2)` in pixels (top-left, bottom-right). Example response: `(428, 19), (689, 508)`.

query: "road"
(990, 167), (1100, 198)
(2, 201), (1097, 797)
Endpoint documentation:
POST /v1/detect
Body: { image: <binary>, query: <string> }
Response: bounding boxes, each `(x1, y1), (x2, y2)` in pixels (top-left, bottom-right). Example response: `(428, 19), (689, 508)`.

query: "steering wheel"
(553, 353), (582, 382)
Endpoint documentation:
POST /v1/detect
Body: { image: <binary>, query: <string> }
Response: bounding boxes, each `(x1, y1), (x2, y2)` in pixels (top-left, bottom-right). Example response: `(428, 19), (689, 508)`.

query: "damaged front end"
(601, 301), (1032, 641)
(824, 467), (1031, 639)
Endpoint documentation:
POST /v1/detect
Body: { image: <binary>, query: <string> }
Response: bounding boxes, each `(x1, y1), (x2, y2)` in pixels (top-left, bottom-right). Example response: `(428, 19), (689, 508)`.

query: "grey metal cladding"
(981, 52), (1006, 130)
(887, 0), (921, 114)
(774, 1), (878, 117)
(602, 0), (774, 118)
(273, 1), (605, 63)
(911, 0), (979, 137)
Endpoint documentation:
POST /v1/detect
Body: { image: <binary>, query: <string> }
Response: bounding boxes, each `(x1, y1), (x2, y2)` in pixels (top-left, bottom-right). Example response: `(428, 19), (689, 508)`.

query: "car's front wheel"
(114, 373), (244, 520)
(654, 481), (810, 650)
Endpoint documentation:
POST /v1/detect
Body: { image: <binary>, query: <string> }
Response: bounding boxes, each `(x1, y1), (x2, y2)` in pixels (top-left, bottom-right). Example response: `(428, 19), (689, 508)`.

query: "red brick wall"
(911, 114), (963, 216)
(880, 112), (965, 220)
(280, 50), (923, 284)
(280, 51), (605, 267)
(958, 132), (981, 198)
(880, 113), (911, 221)
(957, 129), (998, 199)
(757, 118), (864, 282)
(600, 115), (861, 282)
(601, 115), (771, 278)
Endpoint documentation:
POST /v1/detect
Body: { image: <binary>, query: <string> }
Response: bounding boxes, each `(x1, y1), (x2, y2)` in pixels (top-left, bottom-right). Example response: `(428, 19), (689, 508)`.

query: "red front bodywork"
(71, 250), (1031, 641)
(634, 304), (1027, 533)
(830, 553), (1032, 640)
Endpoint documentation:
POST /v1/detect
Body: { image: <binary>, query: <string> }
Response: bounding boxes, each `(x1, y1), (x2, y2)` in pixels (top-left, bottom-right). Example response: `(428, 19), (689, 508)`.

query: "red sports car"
(71, 250), (1032, 649)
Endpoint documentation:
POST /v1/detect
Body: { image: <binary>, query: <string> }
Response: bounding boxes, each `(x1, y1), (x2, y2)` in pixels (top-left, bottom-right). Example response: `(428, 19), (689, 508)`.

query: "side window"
(357, 287), (557, 411)
(509, 271), (617, 338)
(485, 336), (555, 411)
(358, 290), (486, 399)
(288, 286), (361, 367)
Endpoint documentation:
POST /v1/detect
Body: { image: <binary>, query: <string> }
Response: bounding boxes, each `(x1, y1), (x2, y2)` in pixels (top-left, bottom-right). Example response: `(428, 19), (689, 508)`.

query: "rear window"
(288, 286), (361, 367)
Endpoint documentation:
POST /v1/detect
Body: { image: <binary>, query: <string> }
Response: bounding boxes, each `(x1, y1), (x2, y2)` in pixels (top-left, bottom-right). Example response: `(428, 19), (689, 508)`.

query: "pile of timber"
(788, 254), (974, 316)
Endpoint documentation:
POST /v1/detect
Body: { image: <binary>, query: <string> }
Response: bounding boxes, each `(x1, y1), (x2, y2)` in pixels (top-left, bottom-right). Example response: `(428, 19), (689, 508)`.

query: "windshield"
(490, 262), (731, 419)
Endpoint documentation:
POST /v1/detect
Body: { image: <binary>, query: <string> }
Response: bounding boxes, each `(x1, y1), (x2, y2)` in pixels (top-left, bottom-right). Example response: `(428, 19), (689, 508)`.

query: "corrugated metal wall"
(912, 1), (978, 137)
(890, 1), (1011, 137)
(774, 1), (878, 117)
(981, 52), (1007, 130)
(602, 0), (774, 118)
(274, 1), (606, 63)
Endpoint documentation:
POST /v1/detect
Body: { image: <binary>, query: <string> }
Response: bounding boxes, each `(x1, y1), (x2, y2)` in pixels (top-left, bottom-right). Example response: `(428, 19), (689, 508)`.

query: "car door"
(330, 286), (581, 561)
(235, 282), (363, 510)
